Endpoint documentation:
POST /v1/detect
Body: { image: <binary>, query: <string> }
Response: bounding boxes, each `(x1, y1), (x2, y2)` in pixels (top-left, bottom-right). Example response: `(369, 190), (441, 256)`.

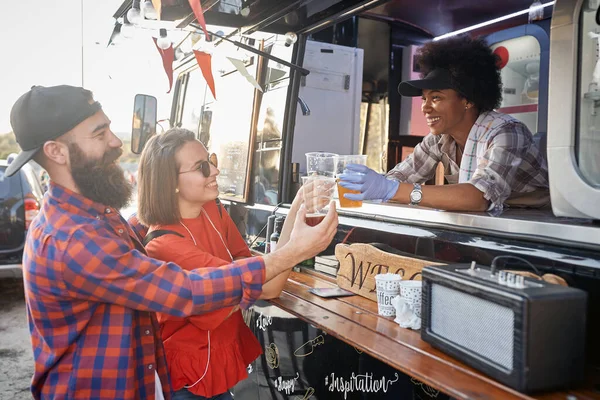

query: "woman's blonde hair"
(137, 128), (197, 226)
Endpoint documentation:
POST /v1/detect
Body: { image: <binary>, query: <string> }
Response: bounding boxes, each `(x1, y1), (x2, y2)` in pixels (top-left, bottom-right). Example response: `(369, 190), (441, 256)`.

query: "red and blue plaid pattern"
(23, 183), (265, 399)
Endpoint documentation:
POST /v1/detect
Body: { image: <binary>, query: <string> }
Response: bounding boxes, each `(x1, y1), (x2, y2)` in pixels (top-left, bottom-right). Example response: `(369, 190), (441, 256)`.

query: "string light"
(157, 28), (171, 50)
(142, 0), (157, 20)
(127, 0), (143, 24)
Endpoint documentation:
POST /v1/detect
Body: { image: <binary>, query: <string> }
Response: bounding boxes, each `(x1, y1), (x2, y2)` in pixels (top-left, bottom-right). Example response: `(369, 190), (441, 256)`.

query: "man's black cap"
(6, 85), (102, 177)
(398, 68), (455, 97)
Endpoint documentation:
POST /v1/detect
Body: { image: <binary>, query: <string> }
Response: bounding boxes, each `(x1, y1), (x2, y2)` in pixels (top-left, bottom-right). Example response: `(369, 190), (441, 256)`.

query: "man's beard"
(69, 143), (133, 210)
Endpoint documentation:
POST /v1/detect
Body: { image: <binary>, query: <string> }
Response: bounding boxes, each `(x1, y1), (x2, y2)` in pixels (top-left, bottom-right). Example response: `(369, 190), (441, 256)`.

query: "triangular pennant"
(153, 38), (174, 93)
(193, 50), (216, 99)
(188, 0), (210, 40)
(227, 57), (263, 92)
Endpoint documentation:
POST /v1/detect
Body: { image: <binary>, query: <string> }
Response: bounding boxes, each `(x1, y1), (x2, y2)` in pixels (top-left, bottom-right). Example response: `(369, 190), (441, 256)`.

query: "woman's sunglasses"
(178, 153), (218, 178)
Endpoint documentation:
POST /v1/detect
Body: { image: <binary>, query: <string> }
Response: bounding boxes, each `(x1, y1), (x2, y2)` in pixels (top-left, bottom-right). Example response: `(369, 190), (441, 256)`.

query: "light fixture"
(142, 0), (157, 20)
(240, 6), (250, 17)
(121, 15), (136, 39)
(157, 28), (171, 50)
(433, 1), (555, 40)
(127, 0), (143, 24)
(174, 47), (185, 60)
(284, 32), (298, 47)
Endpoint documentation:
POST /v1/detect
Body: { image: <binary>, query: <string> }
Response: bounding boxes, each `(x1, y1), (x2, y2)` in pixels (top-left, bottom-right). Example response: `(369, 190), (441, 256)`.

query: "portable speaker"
(421, 263), (587, 393)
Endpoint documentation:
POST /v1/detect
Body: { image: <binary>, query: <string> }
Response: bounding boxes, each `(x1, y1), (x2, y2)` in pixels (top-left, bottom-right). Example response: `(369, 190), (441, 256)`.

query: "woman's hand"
(338, 164), (399, 201)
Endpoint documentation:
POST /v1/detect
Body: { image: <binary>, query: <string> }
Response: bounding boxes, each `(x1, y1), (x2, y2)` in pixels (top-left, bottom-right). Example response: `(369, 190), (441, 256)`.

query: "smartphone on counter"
(309, 287), (355, 298)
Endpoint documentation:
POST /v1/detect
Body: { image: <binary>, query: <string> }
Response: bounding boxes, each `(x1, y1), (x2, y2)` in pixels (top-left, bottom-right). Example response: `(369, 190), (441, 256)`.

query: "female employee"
(137, 128), (304, 400)
(339, 35), (549, 213)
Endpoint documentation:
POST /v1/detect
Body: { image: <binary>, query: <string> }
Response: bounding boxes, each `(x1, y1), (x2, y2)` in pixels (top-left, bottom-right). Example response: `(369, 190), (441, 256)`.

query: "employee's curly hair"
(415, 35), (503, 112)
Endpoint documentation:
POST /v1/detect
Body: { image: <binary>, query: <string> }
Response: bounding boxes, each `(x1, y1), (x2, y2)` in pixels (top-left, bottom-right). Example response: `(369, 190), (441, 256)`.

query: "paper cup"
(400, 280), (422, 318)
(374, 273), (402, 317)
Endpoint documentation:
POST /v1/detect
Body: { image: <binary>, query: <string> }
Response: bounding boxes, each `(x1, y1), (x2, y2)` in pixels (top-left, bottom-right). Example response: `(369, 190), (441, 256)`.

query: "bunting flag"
(188, 0), (210, 40)
(227, 57), (263, 92)
(153, 38), (174, 93)
(194, 50), (216, 99)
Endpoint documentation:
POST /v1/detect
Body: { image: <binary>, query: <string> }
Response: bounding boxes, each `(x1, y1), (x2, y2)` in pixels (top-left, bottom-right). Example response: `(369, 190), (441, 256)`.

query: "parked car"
(0, 158), (43, 278)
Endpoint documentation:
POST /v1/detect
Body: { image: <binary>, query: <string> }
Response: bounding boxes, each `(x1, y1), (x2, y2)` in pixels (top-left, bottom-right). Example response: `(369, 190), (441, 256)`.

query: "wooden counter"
(269, 270), (598, 400)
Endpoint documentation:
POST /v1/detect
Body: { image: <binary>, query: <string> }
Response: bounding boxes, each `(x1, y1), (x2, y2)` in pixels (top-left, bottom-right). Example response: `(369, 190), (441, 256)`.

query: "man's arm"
(147, 234), (241, 328)
(61, 227), (265, 315)
(60, 203), (337, 316)
(259, 187), (304, 299)
(262, 202), (338, 282)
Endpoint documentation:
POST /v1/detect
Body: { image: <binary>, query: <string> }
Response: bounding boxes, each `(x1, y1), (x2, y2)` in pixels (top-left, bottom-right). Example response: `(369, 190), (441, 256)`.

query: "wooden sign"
(335, 243), (445, 302)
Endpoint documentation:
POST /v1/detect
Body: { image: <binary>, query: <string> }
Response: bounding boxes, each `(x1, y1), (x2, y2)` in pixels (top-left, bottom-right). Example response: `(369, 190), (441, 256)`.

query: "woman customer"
(339, 35), (549, 214)
(137, 128), (302, 400)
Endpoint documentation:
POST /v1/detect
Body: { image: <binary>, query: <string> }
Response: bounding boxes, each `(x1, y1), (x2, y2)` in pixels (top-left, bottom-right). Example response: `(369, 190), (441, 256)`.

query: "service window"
(253, 41), (293, 205)
(491, 35), (541, 135)
(176, 36), (260, 203)
(176, 30), (295, 204)
(179, 67), (214, 139)
(577, 4), (600, 187)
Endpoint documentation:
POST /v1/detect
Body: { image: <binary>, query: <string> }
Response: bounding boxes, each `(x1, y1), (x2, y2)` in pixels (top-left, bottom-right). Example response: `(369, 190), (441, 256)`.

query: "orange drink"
(335, 155), (367, 208)
(337, 183), (362, 208)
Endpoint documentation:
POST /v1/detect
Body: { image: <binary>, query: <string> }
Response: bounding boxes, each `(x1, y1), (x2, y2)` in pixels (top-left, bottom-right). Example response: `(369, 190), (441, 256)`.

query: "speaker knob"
(506, 273), (517, 287)
(498, 270), (507, 285)
(515, 275), (525, 289)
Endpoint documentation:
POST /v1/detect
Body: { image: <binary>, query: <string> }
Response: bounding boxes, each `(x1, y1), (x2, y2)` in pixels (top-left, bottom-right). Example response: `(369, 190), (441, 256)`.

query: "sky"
(0, 0), (173, 136)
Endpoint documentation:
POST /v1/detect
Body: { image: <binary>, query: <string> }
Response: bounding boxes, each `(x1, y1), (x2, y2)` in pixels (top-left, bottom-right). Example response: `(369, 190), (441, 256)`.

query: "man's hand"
(290, 202), (338, 258)
(279, 202), (338, 264)
(262, 199), (338, 282)
(301, 177), (336, 215)
(338, 164), (399, 202)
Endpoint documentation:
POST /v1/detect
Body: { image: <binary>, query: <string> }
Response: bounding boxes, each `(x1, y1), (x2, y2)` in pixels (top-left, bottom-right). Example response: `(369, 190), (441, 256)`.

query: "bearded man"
(6, 85), (338, 400)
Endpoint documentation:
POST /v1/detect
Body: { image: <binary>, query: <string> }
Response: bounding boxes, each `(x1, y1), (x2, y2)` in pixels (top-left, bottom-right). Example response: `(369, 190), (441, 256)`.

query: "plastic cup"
(301, 176), (336, 223)
(335, 155), (368, 208)
(374, 273), (402, 317)
(306, 152), (338, 177)
(400, 280), (422, 318)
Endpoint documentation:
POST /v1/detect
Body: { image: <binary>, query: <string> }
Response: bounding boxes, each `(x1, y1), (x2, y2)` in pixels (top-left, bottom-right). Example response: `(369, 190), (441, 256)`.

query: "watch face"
(410, 190), (422, 203)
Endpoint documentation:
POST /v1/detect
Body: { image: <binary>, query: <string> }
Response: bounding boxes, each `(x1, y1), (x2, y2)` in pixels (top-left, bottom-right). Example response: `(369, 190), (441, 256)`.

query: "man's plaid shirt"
(23, 183), (265, 399)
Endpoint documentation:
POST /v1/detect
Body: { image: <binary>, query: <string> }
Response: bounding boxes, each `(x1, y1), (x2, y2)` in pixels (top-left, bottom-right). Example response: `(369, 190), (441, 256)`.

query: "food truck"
(114, 0), (600, 398)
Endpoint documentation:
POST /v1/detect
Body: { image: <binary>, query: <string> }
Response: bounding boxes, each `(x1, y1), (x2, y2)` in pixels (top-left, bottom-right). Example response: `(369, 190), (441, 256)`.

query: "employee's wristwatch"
(409, 183), (423, 206)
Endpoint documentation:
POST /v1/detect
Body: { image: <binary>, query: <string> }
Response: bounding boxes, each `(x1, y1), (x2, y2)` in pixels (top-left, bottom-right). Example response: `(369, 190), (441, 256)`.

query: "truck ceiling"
(113, 0), (549, 39)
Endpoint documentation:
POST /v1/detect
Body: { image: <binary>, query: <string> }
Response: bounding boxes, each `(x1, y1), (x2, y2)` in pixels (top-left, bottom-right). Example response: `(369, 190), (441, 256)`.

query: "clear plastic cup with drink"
(305, 152), (338, 177)
(301, 175), (336, 226)
(335, 155), (368, 208)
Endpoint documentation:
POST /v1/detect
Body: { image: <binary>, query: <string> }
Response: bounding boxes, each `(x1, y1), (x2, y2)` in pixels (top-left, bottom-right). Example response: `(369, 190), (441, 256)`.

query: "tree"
(0, 132), (20, 159)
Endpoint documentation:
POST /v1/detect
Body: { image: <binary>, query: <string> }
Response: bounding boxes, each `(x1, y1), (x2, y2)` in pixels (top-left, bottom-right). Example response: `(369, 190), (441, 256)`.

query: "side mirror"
(131, 94), (157, 154)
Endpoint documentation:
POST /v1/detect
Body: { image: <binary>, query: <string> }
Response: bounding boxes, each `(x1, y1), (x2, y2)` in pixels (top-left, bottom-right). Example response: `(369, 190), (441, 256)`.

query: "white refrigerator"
(292, 40), (364, 174)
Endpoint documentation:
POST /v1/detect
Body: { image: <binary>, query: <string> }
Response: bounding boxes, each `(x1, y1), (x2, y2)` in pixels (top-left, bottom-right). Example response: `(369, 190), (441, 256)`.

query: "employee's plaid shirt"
(387, 111), (549, 210)
(23, 183), (265, 399)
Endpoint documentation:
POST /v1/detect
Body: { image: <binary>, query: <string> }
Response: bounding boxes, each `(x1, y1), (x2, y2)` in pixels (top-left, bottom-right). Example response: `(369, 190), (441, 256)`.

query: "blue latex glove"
(338, 164), (399, 202)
